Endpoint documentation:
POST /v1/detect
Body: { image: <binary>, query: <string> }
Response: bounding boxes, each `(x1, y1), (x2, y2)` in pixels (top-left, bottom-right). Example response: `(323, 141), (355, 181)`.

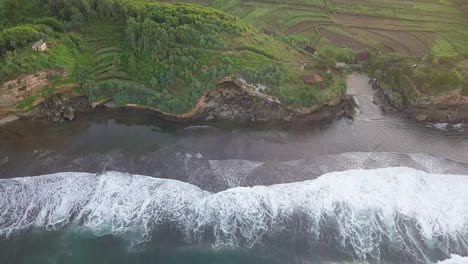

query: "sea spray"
(1, 168), (467, 263)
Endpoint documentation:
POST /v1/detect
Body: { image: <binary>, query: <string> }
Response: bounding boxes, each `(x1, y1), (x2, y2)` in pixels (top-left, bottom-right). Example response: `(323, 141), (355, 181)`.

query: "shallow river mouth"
(0, 73), (467, 264)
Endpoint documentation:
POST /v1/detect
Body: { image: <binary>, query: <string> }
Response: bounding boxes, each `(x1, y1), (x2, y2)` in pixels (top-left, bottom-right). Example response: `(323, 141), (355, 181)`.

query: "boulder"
(64, 106), (75, 121)
(41, 93), (79, 122)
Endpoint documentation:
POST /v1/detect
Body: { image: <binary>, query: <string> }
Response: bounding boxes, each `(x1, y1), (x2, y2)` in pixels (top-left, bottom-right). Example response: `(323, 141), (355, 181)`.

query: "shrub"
(34, 17), (65, 32)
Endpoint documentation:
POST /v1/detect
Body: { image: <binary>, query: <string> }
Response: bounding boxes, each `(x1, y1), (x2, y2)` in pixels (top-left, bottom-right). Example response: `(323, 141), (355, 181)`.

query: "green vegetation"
(1, 0), (351, 113)
(162, 0), (468, 101)
(366, 51), (468, 102)
(166, 0), (468, 57)
(2, 0), (467, 115)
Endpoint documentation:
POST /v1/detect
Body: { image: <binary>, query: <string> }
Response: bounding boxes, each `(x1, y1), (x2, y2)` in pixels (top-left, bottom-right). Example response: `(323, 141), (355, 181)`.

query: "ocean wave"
(1, 168), (467, 263)
(438, 254), (468, 264)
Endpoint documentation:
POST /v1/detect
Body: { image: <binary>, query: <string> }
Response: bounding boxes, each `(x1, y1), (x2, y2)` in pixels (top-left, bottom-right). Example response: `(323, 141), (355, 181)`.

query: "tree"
(127, 53), (136, 72)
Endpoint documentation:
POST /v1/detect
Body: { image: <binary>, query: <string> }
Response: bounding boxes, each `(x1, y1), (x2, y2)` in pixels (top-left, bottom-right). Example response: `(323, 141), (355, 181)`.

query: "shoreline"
(370, 79), (468, 125)
(2, 74), (466, 127)
(1, 78), (356, 127)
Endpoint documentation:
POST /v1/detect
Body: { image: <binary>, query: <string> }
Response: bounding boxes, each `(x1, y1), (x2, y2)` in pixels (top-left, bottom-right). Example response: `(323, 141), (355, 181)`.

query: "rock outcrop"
(2, 74), (354, 125)
(371, 79), (468, 123)
(412, 94), (468, 123)
(192, 79), (294, 122)
(0, 70), (69, 114)
(124, 78), (355, 124)
(185, 78), (355, 123)
(40, 93), (89, 122)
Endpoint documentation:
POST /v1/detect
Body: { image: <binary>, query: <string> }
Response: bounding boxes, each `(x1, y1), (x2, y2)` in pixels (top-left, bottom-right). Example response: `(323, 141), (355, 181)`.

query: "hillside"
(174, 0), (468, 58)
(2, 0), (467, 119)
(0, 0), (350, 114)
(166, 0), (468, 101)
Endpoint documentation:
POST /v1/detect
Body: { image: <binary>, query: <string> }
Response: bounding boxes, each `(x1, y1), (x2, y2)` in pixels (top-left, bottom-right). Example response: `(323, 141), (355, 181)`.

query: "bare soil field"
(348, 28), (412, 56)
(333, 14), (426, 31)
(166, 0), (467, 58)
(368, 29), (432, 57)
(284, 21), (319, 34)
(411, 32), (437, 47)
(319, 29), (372, 50)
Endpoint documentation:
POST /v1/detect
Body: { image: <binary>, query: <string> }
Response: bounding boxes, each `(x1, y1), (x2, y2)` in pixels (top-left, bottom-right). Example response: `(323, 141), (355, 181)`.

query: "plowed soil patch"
(285, 21), (318, 34)
(320, 29), (371, 50)
(369, 29), (432, 57)
(332, 14), (424, 31)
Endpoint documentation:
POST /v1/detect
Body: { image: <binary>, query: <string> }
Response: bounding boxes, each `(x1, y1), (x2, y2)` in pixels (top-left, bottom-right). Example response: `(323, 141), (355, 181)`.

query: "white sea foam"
(0, 167), (467, 263)
(209, 159), (263, 187)
(438, 254), (468, 264)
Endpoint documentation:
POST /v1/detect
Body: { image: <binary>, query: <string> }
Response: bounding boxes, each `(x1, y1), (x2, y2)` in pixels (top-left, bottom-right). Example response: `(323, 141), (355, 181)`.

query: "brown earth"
(0, 70), (70, 115)
(332, 14), (425, 31)
(284, 21), (319, 34)
(346, 27), (433, 57)
(410, 32), (436, 50)
(367, 29), (431, 57)
(319, 29), (372, 50)
(412, 93), (468, 123)
(348, 28), (408, 56)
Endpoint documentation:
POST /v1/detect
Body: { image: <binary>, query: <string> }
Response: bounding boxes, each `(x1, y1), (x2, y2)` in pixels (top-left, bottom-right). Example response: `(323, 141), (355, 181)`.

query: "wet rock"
(0, 114), (19, 126)
(205, 113), (215, 121)
(446, 113), (454, 123)
(104, 101), (117, 108)
(343, 95), (357, 119)
(0, 156), (8, 167)
(64, 106), (75, 121)
(40, 93), (88, 122)
(416, 114), (428, 122)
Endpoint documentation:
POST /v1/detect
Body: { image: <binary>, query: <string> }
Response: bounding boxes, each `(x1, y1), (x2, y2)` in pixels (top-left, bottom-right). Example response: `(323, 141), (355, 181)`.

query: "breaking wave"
(1, 167), (467, 263)
(437, 254), (468, 264)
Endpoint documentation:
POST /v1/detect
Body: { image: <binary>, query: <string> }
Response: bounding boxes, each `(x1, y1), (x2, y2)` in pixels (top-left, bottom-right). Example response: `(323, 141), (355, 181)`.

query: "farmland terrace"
(176, 0), (468, 58)
(1, 0), (467, 123)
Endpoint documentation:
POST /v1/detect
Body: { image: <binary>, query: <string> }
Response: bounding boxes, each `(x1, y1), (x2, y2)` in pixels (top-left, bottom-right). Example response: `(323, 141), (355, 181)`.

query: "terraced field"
(174, 0), (468, 57)
(78, 21), (134, 83)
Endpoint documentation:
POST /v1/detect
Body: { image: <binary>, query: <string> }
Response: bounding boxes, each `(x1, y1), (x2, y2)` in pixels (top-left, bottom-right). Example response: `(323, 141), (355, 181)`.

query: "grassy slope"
(177, 0), (468, 57)
(1, 0), (350, 114)
(168, 0), (468, 98)
(7, 0), (465, 114)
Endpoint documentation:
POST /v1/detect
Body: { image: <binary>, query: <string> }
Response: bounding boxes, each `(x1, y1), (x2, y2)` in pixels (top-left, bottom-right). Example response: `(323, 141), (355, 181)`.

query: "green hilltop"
(1, 0), (467, 114)
(0, 0), (350, 113)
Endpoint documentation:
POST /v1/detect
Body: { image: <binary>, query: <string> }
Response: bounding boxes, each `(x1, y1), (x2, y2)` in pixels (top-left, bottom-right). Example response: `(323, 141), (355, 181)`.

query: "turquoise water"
(0, 231), (284, 264)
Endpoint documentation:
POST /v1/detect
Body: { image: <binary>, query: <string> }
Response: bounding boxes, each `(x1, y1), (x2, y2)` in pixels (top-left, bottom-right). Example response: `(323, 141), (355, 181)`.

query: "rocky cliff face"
(412, 94), (468, 123)
(124, 78), (355, 124)
(40, 93), (89, 122)
(192, 79), (294, 122)
(372, 80), (468, 123)
(2, 74), (353, 125)
(0, 70), (69, 114)
(189, 78), (355, 123)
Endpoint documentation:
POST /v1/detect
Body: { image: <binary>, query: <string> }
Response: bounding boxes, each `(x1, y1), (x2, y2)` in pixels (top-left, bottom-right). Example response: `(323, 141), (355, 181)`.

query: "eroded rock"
(41, 93), (87, 122)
